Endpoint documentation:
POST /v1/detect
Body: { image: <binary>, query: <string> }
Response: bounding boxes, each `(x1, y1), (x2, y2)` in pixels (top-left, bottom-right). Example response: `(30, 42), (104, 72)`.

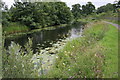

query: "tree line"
(2, 1), (120, 30)
(71, 1), (120, 19)
(2, 2), (73, 29)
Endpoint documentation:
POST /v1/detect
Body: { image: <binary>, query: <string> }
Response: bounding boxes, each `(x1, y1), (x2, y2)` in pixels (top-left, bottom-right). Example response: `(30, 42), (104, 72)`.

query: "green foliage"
(71, 2), (95, 19)
(8, 2), (72, 29)
(82, 2), (95, 15)
(71, 4), (82, 19)
(3, 22), (29, 35)
(95, 11), (118, 24)
(2, 2), (73, 34)
(97, 3), (116, 13)
(71, 2), (95, 21)
(2, 38), (39, 78)
(2, 12), (10, 27)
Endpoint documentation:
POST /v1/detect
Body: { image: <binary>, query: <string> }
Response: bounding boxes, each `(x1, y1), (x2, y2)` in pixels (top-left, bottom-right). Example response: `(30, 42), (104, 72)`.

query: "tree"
(82, 2), (95, 15)
(97, 3), (115, 13)
(7, 2), (72, 29)
(1, 2), (10, 27)
(55, 2), (73, 24)
(114, 0), (120, 12)
(71, 4), (82, 19)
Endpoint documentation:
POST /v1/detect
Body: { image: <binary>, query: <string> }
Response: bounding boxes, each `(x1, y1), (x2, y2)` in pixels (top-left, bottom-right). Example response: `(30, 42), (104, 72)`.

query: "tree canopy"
(97, 3), (115, 13)
(71, 2), (95, 18)
(2, 2), (73, 29)
(71, 4), (82, 19)
(82, 2), (95, 15)
(96, 1), (120, 14)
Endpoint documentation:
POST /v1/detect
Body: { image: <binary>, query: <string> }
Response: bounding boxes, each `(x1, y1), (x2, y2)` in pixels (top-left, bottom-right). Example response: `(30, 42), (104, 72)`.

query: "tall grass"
(40, 21), (118, 78)
(2, 38), (39, 78)
(3, 22), (29, 35)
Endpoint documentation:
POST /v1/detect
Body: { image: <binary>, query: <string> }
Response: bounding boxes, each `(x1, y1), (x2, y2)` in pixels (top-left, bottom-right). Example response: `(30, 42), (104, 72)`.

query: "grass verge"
(4, 24), (67, 38)
(40, 21), (118, 78)
(3, 22), (29, 35)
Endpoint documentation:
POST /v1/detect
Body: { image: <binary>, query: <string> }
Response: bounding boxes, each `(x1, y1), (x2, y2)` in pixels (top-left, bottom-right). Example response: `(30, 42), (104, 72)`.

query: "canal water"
(4, 22), (84, 53)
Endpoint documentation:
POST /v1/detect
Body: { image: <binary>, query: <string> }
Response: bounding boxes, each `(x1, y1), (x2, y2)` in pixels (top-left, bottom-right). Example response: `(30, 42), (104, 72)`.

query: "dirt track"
(103, 21), (120, 30)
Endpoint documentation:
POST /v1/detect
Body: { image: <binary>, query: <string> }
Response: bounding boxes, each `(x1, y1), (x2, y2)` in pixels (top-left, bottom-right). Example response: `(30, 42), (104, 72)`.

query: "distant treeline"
(71, 1), (120, 19)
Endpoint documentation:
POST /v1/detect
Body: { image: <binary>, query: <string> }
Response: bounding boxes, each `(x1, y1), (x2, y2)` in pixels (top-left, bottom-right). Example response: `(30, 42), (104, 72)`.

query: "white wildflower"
(56, 56), (58, 58)
(63, 63), (65, 65)
(68, 69), (70, 71)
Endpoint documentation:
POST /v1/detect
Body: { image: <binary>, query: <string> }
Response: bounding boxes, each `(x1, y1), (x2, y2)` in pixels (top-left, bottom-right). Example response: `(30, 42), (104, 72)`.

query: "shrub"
(2, 38), (39, 78)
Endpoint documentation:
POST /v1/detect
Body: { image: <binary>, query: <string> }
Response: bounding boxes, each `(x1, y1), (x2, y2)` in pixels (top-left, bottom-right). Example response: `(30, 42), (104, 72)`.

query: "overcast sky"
(2, 0), (117, 9)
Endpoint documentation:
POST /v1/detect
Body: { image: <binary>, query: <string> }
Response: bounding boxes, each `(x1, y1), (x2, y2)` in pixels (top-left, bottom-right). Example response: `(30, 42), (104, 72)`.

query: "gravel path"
(103, 21), (120, 30)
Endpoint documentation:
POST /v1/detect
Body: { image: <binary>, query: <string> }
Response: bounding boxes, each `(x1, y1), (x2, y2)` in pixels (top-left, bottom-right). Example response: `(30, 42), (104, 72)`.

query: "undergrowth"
(2, 38), (39, 78)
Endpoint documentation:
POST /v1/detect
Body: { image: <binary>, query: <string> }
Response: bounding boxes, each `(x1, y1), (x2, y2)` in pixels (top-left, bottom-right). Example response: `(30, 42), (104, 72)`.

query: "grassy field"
(40, 21), (118, 78)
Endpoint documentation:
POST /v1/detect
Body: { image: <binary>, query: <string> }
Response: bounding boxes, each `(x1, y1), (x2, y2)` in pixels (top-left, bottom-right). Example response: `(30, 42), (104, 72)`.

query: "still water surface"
(4, 22), (83, 52)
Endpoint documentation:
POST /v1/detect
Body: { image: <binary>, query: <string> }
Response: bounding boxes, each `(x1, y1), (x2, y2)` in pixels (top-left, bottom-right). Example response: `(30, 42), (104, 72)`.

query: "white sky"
(2, 0), (117, 9)
(64, 0), (117, 9)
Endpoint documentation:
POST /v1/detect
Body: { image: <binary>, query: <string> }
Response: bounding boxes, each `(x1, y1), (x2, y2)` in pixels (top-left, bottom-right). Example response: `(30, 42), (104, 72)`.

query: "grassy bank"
(4, 21), (87, 38)
(3, 22), (29, 35)
(3, 23), (68, 38)
(41, 21), (118, 78)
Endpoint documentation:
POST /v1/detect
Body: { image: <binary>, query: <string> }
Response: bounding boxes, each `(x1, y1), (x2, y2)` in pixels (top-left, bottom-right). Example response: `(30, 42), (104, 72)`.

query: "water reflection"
(4, 22), (83, 52)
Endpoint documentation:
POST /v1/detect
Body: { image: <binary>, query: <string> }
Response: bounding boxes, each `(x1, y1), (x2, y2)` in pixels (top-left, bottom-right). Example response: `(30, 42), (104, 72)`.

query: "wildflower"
(56, 56), (58, 58)
(14, 65), (17, 68)
(63, 63), (65, 65)
(22, 64), (24, 67)
(68, 52), (70, 53)
(94, 54), (97, 57)
(68, 69), (70, 71)
(73, 46), (75, 48)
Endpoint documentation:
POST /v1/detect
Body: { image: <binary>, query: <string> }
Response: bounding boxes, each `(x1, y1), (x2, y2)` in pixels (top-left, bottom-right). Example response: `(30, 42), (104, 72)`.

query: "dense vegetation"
(2, 39), (38, 78)
(1, 0), (120, 78)
(2, 2), (73, 35)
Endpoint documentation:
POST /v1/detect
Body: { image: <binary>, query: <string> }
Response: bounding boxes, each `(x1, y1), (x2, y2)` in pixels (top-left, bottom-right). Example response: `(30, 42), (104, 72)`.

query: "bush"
(2, 38), (39, 78)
